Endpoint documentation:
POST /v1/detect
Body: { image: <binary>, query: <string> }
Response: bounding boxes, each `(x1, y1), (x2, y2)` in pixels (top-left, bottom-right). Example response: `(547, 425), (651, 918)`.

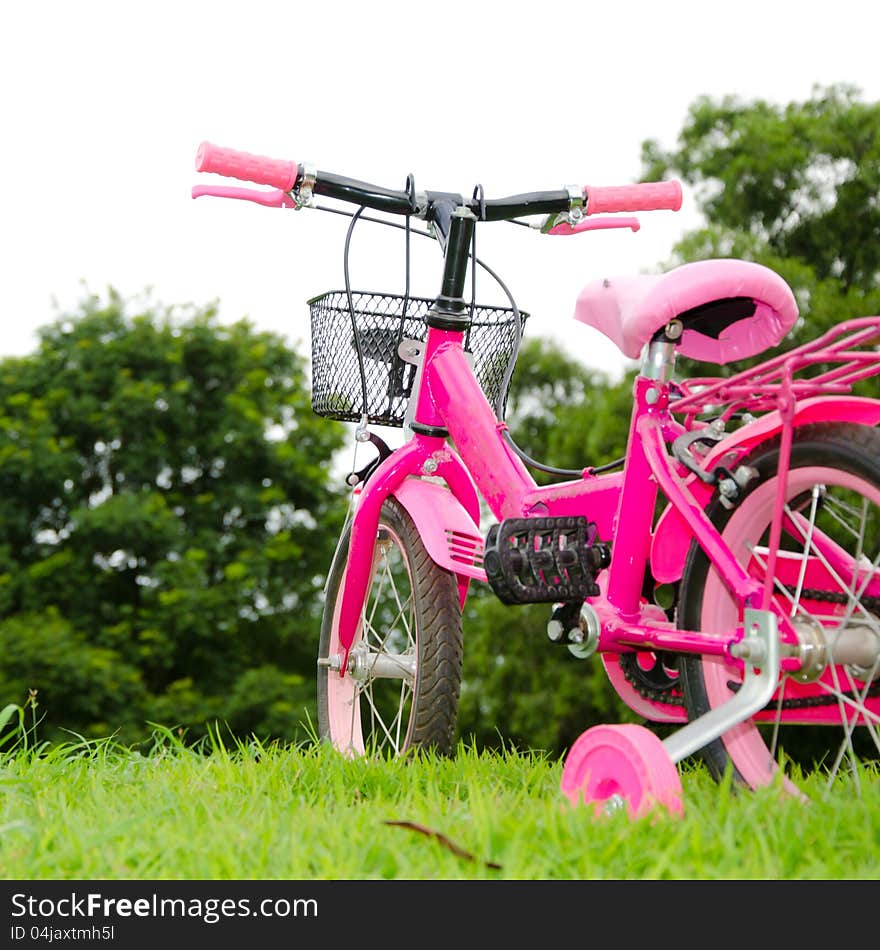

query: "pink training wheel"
(561, 724), (684, 819)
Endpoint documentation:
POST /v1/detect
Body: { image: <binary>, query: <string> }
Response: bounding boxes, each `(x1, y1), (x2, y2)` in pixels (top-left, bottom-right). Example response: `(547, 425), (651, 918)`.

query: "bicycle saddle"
(574, 258), (799, 365)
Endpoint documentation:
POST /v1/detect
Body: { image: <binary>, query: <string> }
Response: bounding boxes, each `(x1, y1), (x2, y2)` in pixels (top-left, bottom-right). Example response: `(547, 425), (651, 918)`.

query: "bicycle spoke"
(819, 662), (879, 792)
(783, 496), (880, 630)
(363, 556), (387, 636)
(367, 552), (414, 646)
(342, 529), (419, 756)
(360, 681), (407, 753)
(814, 673), (880, 729)
(385, 558), (412, 635)
(789, 484), (821, 617)
(850, 496), (869, 603)
(745, 544), (807, 618)
(767, 682), (786, 762)
(742, 477), (880, 791)
(395, 678), (407, 750)
(822, 492), (871, 542)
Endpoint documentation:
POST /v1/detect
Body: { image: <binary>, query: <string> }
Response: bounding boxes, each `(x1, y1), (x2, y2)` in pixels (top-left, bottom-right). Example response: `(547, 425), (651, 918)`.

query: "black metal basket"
(308, 291), (527, 427)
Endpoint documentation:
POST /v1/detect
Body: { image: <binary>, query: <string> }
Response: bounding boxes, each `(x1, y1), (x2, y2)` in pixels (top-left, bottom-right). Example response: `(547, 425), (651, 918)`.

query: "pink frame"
(333, 329), (756, 660)
(332, 313), (880, 730)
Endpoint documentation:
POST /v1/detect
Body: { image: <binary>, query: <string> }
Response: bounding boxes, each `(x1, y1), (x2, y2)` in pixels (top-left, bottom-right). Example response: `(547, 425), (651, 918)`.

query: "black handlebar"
(315, 172), (417, 216)
(313, 170), (571, 223)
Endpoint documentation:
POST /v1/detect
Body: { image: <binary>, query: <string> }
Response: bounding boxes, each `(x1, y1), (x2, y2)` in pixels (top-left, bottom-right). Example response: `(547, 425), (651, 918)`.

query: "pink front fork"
(335, 433), (481, 666)
(334, 333), (537, 669)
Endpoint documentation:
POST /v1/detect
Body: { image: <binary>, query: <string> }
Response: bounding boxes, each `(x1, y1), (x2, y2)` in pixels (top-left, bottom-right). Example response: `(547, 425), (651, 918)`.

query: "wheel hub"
(789, 617), (828, 683)
(790, 617), (880, 683)
(346, 641), (416, 686)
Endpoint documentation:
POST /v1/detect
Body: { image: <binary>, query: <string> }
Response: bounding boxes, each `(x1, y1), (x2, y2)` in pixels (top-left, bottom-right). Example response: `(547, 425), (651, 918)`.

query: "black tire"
(678, 422), (880, 789)
(317, 496), (463, 757)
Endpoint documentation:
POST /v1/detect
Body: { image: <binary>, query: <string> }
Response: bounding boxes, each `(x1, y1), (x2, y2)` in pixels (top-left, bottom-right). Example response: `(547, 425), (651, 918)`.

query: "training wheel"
(561, 724), (684, 819)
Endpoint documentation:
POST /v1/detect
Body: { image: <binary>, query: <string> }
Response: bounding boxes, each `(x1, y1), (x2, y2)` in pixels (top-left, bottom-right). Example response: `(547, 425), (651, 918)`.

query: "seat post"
(640, 332), (680, 382)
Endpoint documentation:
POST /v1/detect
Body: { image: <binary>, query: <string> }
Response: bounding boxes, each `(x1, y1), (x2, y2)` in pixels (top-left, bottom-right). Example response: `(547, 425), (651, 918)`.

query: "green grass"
(1, 720), (878, 880)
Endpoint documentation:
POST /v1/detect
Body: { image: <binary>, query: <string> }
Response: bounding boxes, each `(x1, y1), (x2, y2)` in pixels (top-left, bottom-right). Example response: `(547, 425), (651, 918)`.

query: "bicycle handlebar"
(193, 140), (683, 222)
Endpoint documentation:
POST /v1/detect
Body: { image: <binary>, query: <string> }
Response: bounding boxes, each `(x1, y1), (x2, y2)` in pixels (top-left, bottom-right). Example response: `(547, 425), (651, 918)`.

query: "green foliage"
(642, 83), (880, 375)
(642, 82), (880, 293)
(501, 336), (635, 481)
(0, 289), (346, 745)
(0, 610), (144, 737)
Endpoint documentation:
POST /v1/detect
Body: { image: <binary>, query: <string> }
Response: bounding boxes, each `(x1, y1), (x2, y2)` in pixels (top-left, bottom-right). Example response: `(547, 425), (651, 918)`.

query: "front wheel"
(679, 422), (880, 792)
(317, 497), (463, 757)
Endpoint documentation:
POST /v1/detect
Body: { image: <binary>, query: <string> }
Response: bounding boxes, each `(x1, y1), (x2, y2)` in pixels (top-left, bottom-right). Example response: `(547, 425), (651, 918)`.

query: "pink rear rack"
(670, 315), (880, 427)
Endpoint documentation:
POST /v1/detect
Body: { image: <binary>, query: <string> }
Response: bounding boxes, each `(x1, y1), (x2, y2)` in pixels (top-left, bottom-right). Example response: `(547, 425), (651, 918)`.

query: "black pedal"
(483, 516), (609, 605)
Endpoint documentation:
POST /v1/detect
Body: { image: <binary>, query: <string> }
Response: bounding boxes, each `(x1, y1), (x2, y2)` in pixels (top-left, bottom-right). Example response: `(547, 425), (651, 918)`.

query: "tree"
(0, 290), (346, 745)
(641, 83), (880, 362)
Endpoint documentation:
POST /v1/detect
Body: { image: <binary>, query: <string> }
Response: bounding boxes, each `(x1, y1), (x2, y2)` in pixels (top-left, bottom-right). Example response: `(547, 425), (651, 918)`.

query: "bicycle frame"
(192, 140), (880, 804)
(334, 205), (880, 675)
(337, 316), (880, 768)
(339, 333), (749, 648)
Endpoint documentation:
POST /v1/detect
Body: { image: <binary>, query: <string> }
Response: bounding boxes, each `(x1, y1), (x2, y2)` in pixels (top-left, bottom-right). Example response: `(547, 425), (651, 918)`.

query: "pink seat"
(573, 258), (799, 364)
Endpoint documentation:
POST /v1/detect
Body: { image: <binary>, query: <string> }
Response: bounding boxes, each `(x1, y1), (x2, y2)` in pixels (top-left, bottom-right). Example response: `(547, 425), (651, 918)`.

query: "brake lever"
(191, 185), (296, 208)
(542, 215), (641, 235)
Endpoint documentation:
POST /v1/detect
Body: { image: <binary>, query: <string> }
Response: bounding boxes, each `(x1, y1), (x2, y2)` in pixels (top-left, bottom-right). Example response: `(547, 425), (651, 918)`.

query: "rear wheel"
(679, 423), (880, 792)
(317, 497), (463, 757)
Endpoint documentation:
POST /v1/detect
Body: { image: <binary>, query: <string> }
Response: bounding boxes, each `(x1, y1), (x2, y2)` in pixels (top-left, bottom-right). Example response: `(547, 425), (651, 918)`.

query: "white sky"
(3, 0), (880, 379)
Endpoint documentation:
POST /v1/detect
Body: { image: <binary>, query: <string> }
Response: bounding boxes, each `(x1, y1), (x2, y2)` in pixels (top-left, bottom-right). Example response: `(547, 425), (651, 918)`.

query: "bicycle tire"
(678, 422), (880, 791)
(317, 496), (463, 757)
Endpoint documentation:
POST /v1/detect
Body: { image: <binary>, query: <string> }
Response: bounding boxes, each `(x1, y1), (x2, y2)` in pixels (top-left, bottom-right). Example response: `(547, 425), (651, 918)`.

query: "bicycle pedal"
(483, 516), (609, 605)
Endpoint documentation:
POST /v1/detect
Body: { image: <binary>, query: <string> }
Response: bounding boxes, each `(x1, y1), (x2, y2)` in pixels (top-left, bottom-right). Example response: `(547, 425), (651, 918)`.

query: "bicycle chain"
(619, 586), (880, 710)
(787, 585), (880, 613)
(619, 653), (684, 707)
(620, 651), (880, 710)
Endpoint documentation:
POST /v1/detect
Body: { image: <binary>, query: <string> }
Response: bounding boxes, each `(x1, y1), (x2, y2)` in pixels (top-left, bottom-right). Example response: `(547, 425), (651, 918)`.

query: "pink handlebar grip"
(585, 181), (682, 215)
(195, 141), (299, 191)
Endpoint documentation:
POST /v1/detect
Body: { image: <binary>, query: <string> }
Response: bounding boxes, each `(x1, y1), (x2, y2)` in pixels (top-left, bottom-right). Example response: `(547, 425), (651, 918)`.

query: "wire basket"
(308, 291), (527, 427)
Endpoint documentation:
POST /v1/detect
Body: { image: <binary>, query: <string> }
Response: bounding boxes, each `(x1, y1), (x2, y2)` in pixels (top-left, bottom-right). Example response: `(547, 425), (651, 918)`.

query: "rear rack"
(670, 316), (880, 428)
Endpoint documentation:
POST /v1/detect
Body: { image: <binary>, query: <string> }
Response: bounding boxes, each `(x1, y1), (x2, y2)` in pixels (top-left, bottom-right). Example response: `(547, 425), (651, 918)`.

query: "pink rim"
(325, 558), (366, 754)
(324, 523), (416, 755)
(561, 724), (684, 818)
(700, 465), (880, 791)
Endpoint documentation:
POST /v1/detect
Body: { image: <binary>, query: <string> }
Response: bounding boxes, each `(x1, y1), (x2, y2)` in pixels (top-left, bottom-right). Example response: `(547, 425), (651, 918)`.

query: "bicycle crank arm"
(661, 609), (780, 765)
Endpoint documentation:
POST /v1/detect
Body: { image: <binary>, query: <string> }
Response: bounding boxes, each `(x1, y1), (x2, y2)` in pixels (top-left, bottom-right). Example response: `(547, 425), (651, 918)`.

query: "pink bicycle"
(193, 142), (880, 816)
